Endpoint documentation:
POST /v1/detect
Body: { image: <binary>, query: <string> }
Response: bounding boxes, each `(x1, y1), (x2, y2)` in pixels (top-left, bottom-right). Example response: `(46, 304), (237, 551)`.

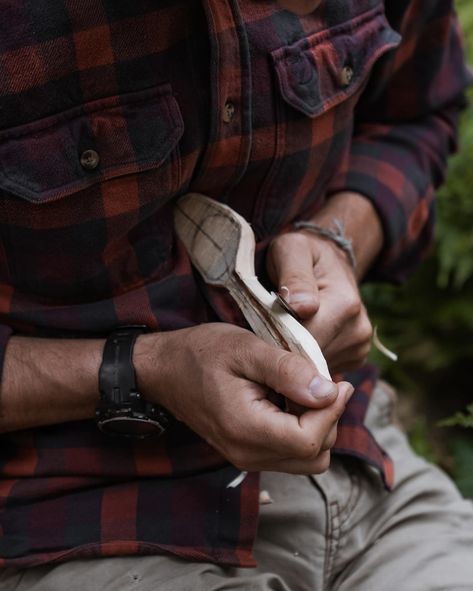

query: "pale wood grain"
(174, 193), (330, 382)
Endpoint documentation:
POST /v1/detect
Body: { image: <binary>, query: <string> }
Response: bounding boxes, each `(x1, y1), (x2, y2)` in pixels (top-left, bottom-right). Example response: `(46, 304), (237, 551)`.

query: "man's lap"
(2, 383), (473, 591)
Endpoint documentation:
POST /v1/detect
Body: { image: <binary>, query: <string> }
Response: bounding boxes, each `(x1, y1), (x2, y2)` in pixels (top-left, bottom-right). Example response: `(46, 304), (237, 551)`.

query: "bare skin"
(267, 191), (384, 374)
(134, 324), (353, 474)
(0, 327), (352, 474)
(0, 191), (381, 474)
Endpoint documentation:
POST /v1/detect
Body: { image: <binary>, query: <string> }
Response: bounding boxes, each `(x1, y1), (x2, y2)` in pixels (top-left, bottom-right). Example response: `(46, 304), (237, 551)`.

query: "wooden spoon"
(174, 193), (331, 387)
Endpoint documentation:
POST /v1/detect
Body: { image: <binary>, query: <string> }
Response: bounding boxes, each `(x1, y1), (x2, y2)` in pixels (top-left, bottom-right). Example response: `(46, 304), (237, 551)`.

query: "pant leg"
(0, 472), (329, 591)
(320, 382), (473, 591)
(0, 475), (327, 591)
(2, 382), (472, 591)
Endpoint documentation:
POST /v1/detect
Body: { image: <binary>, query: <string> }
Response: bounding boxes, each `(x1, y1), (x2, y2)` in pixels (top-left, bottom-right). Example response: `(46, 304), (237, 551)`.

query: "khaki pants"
(2, 383), (473, 591)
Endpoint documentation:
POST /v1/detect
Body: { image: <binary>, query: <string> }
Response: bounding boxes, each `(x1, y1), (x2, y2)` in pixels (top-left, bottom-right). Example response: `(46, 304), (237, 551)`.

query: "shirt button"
(340, 65), (354, 87)
(80, 149), (100, 170)
(223, 102), (235, 123)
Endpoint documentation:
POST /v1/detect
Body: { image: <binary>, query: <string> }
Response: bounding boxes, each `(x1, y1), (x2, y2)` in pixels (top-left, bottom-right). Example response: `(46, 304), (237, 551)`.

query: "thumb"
(268, 234), (320, 319)
(244, 342), (339, 409)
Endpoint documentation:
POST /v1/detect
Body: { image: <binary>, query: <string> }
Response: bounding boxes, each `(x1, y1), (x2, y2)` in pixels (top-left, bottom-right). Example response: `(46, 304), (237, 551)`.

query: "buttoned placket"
(191, 0), (252, 197)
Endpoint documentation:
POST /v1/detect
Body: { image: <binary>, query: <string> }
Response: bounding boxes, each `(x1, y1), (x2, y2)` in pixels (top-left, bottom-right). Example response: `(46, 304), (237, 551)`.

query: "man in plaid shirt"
(0, 0), (473, 588)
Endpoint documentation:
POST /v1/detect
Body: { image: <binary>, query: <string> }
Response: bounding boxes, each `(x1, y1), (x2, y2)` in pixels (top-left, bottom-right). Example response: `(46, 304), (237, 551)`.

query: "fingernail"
(279, 286), (290, 299)
(290, 292), (315, 305)
(309, 376), (336, 399)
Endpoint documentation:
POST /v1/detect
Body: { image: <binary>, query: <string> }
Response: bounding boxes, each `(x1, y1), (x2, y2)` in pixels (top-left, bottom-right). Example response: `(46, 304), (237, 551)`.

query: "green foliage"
(457, 0), (473, 63)
(436, 0), (473, 294)
(408, 417), (438, 464)
(362, 1), (473, 495)
(438, 404), (473, 429)
(451, 437), (473, 498)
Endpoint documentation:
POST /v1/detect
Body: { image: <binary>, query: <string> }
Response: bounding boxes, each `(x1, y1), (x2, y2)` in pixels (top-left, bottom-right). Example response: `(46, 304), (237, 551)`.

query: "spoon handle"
(228, 274), (331, 381)
(174, 193), (331, 383)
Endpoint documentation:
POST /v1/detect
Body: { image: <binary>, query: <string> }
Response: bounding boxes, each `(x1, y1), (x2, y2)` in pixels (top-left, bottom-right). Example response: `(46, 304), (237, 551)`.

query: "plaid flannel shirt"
(0, 0), (469, 569)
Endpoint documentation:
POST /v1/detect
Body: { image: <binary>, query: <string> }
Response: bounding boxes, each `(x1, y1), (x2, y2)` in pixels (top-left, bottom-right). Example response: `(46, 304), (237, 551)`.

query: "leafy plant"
(438, 404), (473, 429)
(362, 0), (473, 494)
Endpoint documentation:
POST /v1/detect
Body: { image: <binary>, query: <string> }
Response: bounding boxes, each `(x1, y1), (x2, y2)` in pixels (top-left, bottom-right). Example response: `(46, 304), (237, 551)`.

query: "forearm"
(0, 336), (104, 433)
(325, 0), (469, 282)
(0, 324), (352, 474)
(310, 191), (384, 281)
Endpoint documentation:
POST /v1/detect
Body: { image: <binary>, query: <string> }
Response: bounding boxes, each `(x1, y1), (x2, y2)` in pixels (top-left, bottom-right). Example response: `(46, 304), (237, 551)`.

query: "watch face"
(99, 416), (166, 438)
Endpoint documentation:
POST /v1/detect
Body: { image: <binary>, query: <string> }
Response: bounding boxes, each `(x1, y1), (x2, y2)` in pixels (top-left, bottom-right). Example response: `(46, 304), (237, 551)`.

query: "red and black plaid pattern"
(0, 0), (469, 569)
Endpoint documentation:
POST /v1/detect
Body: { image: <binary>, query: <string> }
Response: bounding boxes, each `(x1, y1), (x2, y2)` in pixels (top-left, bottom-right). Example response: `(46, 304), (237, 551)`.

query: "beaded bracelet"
(293, 218), (357, 271)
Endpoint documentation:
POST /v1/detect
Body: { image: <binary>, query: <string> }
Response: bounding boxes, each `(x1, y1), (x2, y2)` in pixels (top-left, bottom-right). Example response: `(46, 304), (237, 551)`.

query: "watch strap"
(99, 326), (145, 405)
(96, 326), (173, 437)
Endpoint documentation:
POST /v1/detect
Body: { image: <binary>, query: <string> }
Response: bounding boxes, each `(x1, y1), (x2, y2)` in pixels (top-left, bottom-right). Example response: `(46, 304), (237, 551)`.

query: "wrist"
(96, 327), (173, 438)
(133, 331), (171, 409)
(310, 192), (384, 280)
(293, 218), (357, 271)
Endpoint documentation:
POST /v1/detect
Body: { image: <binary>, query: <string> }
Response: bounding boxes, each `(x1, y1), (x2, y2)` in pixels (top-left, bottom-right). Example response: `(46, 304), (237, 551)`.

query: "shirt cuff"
(328, 138), (436, 284)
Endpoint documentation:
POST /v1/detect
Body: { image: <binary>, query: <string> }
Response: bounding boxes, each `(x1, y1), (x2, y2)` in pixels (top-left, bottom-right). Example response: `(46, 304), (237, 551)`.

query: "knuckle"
(232, 344), (248, 368)
(358, 314), (373, 342)
(297, 441), (320, 461)
(321, 428), (338, 451)
(351, 348), (370, 369)
(359, 341), (372, 359)
(312, 451), (331, 474)
(343, 295), (362, 318)
(290, 231), (312, 250)
(231, 334), (260, 366)
(227, 449), (249, 472)
(342, 348), (370, 371)
(275, 351), (304, 382)
(327, 403), (344, 423)
(358, 327), (373, 347)
(358, 355), (369, 368)
(269, 232), (299, 254)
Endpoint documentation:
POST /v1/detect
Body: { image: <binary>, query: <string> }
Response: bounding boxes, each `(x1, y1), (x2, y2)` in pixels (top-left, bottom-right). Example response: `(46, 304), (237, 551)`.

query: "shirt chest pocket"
(0, 84), (183, 203)
(251, 6), (401, 236)
(0, 84), (184, 301)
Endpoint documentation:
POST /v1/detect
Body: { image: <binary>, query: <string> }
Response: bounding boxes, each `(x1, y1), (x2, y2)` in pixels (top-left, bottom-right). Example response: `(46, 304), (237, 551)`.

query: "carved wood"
(174, 194), (331, 386)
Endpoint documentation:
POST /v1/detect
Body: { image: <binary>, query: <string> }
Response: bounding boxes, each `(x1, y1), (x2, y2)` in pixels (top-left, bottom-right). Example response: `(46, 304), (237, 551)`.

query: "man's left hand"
(267, 230), (373, 374)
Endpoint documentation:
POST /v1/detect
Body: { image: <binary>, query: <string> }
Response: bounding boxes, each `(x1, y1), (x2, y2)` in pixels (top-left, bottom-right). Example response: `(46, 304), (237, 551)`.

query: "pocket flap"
(0, 84), (184, 203)
(271, 6), (401, 118)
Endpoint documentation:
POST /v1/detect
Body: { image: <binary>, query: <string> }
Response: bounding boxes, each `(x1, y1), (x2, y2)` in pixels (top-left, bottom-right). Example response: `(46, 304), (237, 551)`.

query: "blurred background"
(363, 0), (473, 498)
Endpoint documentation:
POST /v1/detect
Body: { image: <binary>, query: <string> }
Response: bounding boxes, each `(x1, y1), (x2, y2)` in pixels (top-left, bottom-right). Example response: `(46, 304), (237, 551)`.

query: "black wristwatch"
(96, 326), (173, 438)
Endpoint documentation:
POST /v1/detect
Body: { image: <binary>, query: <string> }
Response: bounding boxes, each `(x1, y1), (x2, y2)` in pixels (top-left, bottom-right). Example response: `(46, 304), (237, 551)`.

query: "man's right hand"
(134, 324), (354, 474)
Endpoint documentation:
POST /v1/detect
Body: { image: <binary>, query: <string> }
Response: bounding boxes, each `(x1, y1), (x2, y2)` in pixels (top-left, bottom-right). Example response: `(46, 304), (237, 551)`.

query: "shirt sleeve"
(0, 324), (13, 387)
(327, 0), (472, 283)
